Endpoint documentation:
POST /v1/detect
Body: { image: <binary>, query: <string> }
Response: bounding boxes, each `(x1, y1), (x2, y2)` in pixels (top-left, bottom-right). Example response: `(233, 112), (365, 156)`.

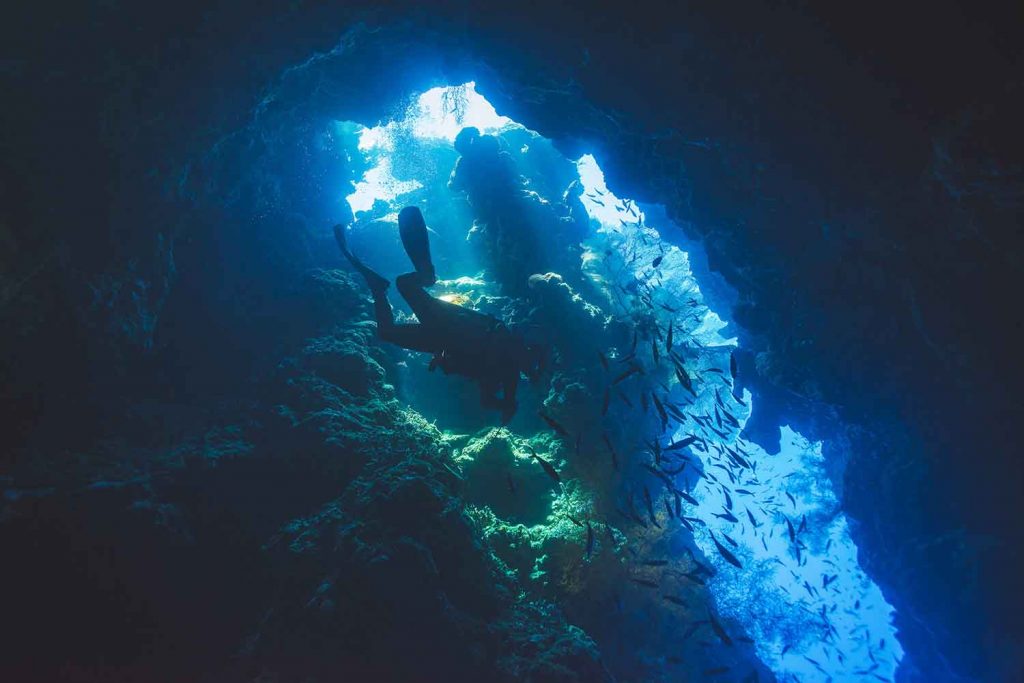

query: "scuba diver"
(334, 206), (545, 423)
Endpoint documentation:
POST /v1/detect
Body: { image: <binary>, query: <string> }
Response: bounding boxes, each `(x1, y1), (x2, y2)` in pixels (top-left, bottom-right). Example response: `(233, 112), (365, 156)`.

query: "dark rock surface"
(2, 1), (1021, 680)
(1, 271), (606, 682)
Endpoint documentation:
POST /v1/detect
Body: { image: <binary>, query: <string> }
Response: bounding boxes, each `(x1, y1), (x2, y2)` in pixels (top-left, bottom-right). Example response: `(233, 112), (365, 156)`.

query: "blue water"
(340, 82), (903, 681)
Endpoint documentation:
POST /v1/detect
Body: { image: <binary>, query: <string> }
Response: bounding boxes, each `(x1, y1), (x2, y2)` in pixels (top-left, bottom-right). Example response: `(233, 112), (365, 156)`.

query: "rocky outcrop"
(2, 1), (1020, 680)
(0, 271), (605, 682)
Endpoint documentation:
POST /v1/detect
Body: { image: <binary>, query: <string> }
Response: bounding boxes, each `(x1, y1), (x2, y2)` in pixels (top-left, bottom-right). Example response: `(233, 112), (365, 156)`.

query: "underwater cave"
(2, 3), (1022, 682)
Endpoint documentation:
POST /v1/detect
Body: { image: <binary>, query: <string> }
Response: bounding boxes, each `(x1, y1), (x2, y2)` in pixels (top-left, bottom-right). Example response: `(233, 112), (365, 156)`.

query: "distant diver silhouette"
(334, 206), (544, 423)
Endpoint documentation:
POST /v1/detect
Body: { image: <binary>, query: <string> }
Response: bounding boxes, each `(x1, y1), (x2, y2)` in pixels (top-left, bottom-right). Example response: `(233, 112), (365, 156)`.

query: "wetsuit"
(336, 206), (522, 419)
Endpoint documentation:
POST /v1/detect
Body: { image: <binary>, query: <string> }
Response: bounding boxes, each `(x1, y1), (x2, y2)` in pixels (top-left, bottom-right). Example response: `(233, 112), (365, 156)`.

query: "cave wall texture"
(2, 1), (1021, 681)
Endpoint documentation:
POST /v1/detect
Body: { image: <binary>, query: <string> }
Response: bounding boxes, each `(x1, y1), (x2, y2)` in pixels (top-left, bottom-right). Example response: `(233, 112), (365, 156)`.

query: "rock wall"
(2, 1), (1021, 680)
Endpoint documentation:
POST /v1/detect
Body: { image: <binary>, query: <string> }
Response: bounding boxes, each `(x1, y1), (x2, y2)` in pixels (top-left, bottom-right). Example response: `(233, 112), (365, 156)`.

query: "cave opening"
(333, 81), (904, 681)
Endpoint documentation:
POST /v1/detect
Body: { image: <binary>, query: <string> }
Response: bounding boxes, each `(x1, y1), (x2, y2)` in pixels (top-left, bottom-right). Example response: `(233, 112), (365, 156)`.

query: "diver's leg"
(333, 224), (389, 293)
(369, 288), (437, 353)
(370, 288), (398, 336)
(398, 206), (436, 286)
(396, 272), (445, 325)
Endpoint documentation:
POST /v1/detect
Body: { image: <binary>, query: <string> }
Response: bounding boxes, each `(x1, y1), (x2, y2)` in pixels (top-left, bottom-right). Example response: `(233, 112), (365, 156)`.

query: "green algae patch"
(454, 428), (558, 525)
(467, 479), (628, 602)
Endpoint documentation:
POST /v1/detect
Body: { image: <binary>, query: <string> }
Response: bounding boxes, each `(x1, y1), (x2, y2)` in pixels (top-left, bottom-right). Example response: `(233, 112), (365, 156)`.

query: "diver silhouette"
(334, 206), (544, 423)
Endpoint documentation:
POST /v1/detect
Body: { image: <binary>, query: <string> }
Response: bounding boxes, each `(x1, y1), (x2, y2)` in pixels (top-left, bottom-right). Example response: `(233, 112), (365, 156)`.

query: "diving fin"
(333, 224), (389, 294)
(398, 206), (436, 286)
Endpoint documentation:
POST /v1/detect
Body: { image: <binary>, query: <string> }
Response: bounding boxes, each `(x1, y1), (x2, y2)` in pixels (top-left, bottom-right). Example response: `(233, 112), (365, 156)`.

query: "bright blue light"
(342, 84), (904, 681)
(345, 82), (514, 214)
(576, 154), (904, 681)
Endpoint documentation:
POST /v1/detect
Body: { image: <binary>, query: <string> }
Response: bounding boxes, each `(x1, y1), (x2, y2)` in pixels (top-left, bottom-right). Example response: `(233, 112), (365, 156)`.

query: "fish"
(612, 365), (641, 385)
(712, 510), (739, 523)
(746, 508), (759, 527)
(586, 521), (594, 557)
(629, 577), (659, 589)
(710, 530), (743, 568)
(665, 436), (698, 451)
(664, 498), (674, 519)
(616, 390), (634, 408)
(642, 463), (673, 488)
(675, 367), (696, 396)
(601, 388), (610, 416)
(676, 488), (699, 505)
(626, 493), (647, 528)
(530, 449), (562, 484)
(722, 531), (739, 548)
(725, 447), (751, 469)
(506, 473), (517, 495)
(804, 656), (826, 673)
(640, 391), (649, 413)
(682, 570), (708, 586)
(671, 357), (690, 382)
(630, 329), (638, 355)
(575, 432), (582, 458)
(442, 462), (464, 481)
(598, 351), (610, 371)
(652, 255), (664, 268)
(663, 595), (687, 607)
(643, 486), (661, 528)
(682, 622), (704, 640)
(708, 609), (734, 646)
(640, 559), (669, 567)
(602, 433), (620, 470)
(648, 439), (662, 465)
(566, 515), (584, 527)
(651, 338), (660, 365)
(665, 401), (688, 423)
(723, 488), (733, 510)
(538, 410), (569, 437)
(651, 394), (669, 432)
